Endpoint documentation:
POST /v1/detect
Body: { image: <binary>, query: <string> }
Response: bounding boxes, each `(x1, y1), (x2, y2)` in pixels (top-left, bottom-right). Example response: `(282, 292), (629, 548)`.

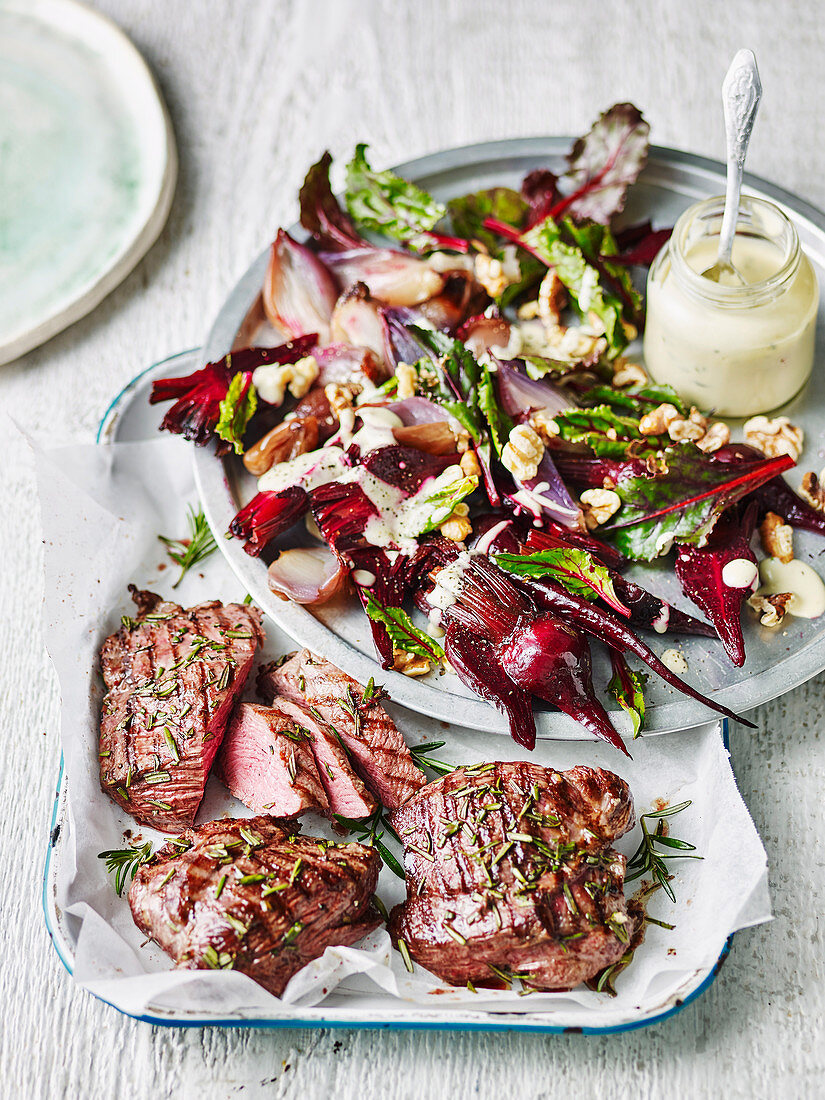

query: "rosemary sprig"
(158, 505), (218, 588)
(334, 804), (405, 879)
(408, 741), (454, 777)
(98, 841), (153, 896)
(625, 799), (702, 903)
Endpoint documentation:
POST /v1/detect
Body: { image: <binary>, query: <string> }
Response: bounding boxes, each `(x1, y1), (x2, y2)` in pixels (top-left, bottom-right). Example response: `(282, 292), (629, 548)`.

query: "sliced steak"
(388, 762), (637, 991)
(129, 815), (382, 997)
(99, 587), (264, 832)
(217, 703), (329, 817)
(272, 698), (377, 819)
(258, 650), (425, 809)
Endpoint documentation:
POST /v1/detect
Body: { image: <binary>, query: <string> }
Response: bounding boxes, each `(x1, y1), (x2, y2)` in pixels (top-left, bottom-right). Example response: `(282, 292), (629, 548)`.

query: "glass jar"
(643, 195), (819, 416)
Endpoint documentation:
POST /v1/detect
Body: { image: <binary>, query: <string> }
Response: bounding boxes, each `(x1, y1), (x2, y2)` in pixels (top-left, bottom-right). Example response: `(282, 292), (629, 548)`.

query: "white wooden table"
(3, 1), (825, 1095)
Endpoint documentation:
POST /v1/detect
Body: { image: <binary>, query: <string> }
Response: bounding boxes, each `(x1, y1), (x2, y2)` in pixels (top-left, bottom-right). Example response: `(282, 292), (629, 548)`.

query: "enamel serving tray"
(40, 349), (739, 1032)
(192, 140), (825, 738)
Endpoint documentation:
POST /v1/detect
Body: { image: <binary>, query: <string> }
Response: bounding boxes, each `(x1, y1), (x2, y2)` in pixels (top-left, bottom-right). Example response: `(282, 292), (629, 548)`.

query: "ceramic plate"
(0, 0), (177, 364)
(190, 140), (825, 737)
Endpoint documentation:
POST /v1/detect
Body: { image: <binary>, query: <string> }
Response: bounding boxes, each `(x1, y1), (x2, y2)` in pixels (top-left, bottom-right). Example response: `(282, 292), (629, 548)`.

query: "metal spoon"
(702, 49), (762, 285)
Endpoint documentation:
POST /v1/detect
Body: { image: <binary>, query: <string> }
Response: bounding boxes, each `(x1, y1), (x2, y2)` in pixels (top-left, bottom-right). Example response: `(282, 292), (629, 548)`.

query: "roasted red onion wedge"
(392, 422), (458, 455)
(322, 247), (443, 306)
(330, 284), (392, 366)
(263, 229), (338, 343)
(267, 546), (347, 605)
(457, 313), (512, 358)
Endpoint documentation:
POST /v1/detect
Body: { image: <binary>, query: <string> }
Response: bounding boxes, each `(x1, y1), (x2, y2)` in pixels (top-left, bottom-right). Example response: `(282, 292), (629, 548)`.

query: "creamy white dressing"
(661, 648), (689, 675)
(352, 569), (376, 587)
(354, 463), (469, 554)
(473, 519), (511, 556)
(429, 551), (474, 612)
(721, 557), (759, 590)
(257, 446), (345, 494)
(348, 407), (404, 454)
(757, 557), (825, 619)
(644, 197), (819, 416)
(651, 605), (670, 634)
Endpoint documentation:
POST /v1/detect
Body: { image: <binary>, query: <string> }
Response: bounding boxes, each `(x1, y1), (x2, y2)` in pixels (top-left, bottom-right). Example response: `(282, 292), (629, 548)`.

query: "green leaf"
(478, 364), (514, 457)
(364, 594), (445, 662)
(521, 216), (627, 352)
(446, 187), (527, 252)
(408, 325), (487, 443)
(560, 103), (650, 224)
(345, 144), (446, 250)
(552, 403), (644, 457)
(494, 548), (629, 617)
(563, 218), (643, 325)
(498, 253), (546, 309)
(607, 652), (646, 738)
(523, 355), (599, 381)
(604, 444), (794, 561)
(216, 372), (257, 455)
(417, 471), (478, 534)
(576, 382), (687, 418)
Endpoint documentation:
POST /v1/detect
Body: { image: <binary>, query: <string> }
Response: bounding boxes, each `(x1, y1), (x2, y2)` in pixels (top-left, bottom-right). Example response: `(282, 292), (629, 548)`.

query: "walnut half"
(392, 651), (431, 677)
(759, 511), (794, 563)
(748, 592), (794, 627)
(580, 488), (621, 530)
(743, 415), (805, 462)
(800, 471), (825, 513)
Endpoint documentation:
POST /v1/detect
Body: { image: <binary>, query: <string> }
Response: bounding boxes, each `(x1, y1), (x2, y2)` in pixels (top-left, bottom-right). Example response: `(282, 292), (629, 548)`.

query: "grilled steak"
(388, 762), (637, 991)
(217, 703), (330, 817)
(129, 815), (382, 996)
(271, 698), (377, 819)
(99, 587), (264, 832)
(258, 650), (425, 809)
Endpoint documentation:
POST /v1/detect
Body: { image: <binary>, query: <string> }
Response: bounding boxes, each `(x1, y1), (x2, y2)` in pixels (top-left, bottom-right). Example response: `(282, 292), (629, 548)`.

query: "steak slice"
(217, 703), (329, 817)
(99, 587), (264, 832)
(258, 650), (425, 809)
(128, 816), (382, 997)
(388, 762), (637, 991)
(271, 698), (377, 819)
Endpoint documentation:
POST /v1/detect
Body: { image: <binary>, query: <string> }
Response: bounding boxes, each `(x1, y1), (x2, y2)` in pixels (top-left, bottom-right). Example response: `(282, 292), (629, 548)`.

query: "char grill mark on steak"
(128, 816), (382, 997)
(257, 650), (425, 810)
(217, 703), (330, 817)
(99, 589), (264, 833)
(388, 762), (637, 991)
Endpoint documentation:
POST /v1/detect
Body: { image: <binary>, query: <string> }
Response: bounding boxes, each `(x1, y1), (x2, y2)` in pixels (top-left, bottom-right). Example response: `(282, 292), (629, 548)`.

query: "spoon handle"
(717, 49), (762, 267)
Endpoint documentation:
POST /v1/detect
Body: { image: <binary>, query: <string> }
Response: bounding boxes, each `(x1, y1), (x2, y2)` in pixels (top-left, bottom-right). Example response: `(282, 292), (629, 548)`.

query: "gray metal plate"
(192, 139), (825, 738)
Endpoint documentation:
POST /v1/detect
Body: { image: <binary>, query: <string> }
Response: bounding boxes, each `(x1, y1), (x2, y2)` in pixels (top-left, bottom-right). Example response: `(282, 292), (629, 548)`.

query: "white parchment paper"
(35, 434), (771, 1025)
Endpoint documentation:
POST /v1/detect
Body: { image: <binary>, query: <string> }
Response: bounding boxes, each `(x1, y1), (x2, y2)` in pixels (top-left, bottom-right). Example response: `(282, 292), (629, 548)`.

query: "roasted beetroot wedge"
(522, 575), (755, 728)
(444, 624), (537, 749)
(229, 487), (309, 556)
(150, 340), (317, 448)
(498, 617), (629, 756)
(674, 503), (759, 667)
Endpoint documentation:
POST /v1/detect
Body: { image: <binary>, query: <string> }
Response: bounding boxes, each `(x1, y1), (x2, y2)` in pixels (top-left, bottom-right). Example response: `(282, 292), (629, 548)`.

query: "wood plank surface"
(2, 2), (824, 1096)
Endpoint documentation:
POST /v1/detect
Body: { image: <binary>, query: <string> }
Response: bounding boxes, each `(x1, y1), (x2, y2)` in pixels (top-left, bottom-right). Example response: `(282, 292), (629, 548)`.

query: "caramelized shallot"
(243, 416), (319, 476)
(263, 230), (338, 343)
(392, 422), (458, 455)
(267, 546), (347, 605)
